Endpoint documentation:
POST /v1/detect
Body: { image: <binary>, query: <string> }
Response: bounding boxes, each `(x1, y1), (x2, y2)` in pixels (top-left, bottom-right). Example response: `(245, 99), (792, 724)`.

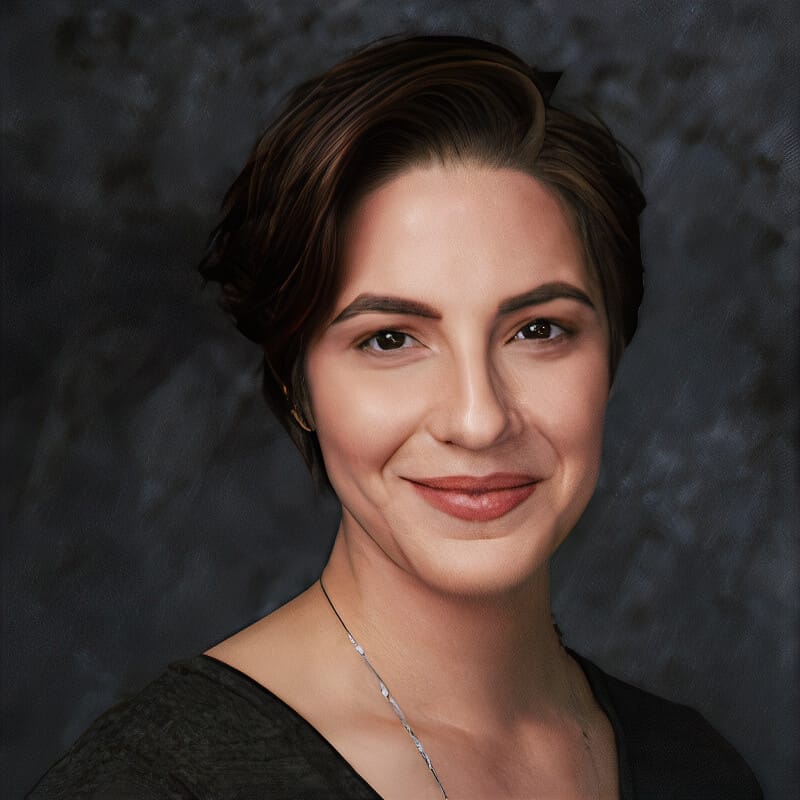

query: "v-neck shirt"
(28, 653), (762, 799)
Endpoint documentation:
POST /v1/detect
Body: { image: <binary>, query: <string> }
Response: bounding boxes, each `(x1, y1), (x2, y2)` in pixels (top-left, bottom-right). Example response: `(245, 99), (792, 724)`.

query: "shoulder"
(575, 653), (763, 800)
(26, 656), (375, 800)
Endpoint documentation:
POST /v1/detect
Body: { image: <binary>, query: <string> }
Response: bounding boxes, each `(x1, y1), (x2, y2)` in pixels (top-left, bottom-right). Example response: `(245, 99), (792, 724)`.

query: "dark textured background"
(2, 1), (798, 798)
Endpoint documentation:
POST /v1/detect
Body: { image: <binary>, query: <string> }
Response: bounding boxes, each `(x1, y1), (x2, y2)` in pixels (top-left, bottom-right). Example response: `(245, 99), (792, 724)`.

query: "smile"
(405, 474), (540, 522)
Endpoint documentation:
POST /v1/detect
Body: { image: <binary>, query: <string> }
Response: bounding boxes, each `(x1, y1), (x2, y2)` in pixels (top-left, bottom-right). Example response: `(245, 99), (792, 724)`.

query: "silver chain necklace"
(319, 577), (449, 799)
(319, 579), (601, 799)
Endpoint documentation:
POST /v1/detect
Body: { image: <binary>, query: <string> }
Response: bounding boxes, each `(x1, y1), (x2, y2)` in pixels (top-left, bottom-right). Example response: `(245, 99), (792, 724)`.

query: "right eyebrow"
(330, 294), (442, 325)
(497, 282), (596, 315)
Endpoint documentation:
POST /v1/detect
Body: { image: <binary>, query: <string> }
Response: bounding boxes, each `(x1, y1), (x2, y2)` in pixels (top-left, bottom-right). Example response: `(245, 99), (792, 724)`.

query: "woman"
(30, 35), (762, 799)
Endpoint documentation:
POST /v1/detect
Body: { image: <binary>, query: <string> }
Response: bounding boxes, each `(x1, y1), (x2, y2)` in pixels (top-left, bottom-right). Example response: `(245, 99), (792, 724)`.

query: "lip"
(405, 473), (540, 522)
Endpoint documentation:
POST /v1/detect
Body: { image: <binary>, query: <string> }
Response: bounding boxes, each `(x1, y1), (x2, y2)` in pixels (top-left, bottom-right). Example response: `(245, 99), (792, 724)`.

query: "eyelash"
(509, 319), (569, 343)
(358, 319), (570, 353)
(359, 330), (417, 352)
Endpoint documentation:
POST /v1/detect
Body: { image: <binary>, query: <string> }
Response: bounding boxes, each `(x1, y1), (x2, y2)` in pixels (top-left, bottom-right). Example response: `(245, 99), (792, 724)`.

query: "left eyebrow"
(330, 294), (441, 325)
(498, 282), (596, 315)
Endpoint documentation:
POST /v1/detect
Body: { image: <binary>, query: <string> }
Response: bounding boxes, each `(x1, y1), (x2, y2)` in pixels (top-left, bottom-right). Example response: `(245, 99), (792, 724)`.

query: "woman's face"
(305, 164), (610, 595)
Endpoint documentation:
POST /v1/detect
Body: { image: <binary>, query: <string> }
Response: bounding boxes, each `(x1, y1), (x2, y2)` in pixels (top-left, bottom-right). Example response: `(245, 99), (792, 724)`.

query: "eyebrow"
(330, 281), (595, 325)
(497, 282), (596, 315)
(331, 295), (441, 324)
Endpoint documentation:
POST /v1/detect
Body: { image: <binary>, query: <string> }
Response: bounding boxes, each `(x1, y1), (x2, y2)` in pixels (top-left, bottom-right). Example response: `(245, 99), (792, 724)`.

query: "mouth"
(405, 473), (540, 522)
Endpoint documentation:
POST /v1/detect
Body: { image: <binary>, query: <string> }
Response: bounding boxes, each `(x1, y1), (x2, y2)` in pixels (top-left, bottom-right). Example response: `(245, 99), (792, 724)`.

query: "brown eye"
(514, 320), (565, 341)
(362, 330), (413, 351)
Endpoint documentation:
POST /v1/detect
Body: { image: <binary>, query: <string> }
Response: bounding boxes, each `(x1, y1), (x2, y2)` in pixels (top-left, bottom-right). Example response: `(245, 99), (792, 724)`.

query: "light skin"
(208, 164), (619, 798)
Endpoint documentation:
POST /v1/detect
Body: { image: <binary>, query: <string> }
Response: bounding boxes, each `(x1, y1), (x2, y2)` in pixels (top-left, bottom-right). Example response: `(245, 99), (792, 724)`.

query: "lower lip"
(408, 481), (538, 522)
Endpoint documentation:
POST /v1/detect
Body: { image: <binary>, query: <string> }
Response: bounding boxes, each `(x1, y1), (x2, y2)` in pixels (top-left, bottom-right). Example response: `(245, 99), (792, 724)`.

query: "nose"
(429, 350), (515, 450)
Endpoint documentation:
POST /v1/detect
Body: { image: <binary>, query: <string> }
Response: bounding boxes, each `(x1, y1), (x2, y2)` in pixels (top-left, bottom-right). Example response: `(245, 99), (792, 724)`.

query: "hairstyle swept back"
(198, 35), (646, 485)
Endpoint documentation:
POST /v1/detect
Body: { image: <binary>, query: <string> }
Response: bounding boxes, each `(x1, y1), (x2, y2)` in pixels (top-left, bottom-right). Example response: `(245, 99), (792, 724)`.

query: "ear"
(291, 406), (315, 432)
(300, 397), (316, 430)
(291, 360), (316, 431)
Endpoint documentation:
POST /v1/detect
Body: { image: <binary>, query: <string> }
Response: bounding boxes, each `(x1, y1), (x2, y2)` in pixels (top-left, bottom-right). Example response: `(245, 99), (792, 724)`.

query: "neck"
(320, 526), (574, 733)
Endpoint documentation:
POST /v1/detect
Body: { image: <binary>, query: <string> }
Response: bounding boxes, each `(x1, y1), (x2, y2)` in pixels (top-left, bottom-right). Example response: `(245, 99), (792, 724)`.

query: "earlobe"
(281, 380), (316, 432)
(290, 406), (315, 432)
(295, 375), (317, 432)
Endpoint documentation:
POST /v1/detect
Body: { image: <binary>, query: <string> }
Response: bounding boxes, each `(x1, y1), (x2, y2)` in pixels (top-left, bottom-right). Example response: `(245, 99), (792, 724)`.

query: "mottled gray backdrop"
(2, 1), (798, 798)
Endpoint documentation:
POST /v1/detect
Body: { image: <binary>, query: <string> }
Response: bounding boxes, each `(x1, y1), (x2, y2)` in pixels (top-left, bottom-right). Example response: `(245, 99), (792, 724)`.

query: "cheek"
(560, 361), (608, 486)
(307, 358), (424, 480)
(526, 355), (608, 537)
(533, 353), (609, 468)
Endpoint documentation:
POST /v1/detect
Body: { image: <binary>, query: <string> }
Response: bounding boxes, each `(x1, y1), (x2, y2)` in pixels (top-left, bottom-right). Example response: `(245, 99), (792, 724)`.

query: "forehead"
(335, 164), (598, 313)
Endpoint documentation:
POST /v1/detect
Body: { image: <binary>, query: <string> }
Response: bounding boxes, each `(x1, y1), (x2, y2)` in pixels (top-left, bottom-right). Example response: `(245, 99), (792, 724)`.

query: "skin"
(209, 164), (619, 799)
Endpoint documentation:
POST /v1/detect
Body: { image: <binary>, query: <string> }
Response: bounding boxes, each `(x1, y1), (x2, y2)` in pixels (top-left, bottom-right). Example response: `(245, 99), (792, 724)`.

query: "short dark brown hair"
(198, 35), (646, 483)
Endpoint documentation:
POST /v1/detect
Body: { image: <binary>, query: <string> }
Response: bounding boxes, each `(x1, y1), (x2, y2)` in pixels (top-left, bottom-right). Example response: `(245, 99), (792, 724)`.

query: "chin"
(398, 532), (560, 600)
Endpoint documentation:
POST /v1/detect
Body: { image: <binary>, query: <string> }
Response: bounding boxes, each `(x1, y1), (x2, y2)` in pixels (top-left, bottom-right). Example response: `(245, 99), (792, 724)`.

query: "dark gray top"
(28, 653), (762, 799)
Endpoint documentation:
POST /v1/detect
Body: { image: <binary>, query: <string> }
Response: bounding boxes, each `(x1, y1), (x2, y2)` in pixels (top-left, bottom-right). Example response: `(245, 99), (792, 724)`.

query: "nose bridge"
(436, 338), (512, 449)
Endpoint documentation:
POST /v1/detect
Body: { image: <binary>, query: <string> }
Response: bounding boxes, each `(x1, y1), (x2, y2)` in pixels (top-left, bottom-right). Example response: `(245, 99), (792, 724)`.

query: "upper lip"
(406, 473), (540, 492)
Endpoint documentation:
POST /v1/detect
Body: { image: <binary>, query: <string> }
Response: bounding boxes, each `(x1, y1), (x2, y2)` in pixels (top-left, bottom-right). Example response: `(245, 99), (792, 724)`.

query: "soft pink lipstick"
(406, 473), (539, 522)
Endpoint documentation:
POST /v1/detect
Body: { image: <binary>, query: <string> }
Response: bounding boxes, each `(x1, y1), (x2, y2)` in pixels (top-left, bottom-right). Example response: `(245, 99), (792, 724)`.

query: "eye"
(360, 330), (416, 352)
(512, 319), (567, 341)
